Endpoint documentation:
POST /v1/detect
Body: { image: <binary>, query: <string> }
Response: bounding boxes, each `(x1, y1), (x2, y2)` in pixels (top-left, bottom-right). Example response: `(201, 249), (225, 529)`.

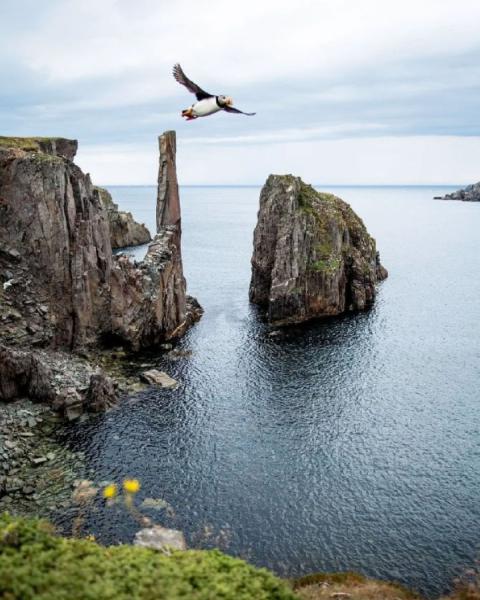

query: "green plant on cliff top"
(0, 136), (63, 151)
(0, 514), (297, 600)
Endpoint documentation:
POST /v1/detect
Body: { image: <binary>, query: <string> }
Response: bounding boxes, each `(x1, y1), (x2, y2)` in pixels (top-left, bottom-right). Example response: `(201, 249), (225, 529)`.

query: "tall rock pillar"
(157, 131), (181, 230)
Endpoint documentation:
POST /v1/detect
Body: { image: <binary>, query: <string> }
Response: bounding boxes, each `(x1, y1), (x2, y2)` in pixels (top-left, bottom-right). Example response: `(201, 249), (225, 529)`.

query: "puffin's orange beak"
(226, 97), (233, 106)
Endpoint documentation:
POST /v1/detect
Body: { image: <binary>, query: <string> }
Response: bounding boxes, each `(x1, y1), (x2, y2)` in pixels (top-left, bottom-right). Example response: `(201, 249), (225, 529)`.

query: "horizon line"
(100, 183), (464, 188)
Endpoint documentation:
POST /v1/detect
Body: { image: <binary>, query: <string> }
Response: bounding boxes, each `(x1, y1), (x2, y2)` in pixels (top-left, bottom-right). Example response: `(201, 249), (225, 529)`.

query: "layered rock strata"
(94, 186), (151, 249)
(0, 133), (201, 413)
(435, 181), (480, 202)
(249, 175), (388, 325)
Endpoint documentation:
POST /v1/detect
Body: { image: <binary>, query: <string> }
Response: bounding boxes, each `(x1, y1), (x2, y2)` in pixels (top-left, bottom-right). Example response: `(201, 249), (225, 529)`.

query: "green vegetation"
(0, 514), (297, 600)
(309, 256), (342, 274)
(0, 137), (63, 152)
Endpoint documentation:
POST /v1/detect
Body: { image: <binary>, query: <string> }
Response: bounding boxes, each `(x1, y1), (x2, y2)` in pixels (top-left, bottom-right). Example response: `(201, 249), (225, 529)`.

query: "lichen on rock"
(249, 175), (388, 325)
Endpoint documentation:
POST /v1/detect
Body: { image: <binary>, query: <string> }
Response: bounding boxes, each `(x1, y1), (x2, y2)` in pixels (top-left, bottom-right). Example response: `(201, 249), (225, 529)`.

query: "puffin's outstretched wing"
(173, 64), (213, 100)
(224, 106), (256, 116)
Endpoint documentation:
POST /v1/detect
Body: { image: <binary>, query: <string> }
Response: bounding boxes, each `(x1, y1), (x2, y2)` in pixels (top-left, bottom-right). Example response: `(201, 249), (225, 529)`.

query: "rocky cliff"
(0, 133), (201, 413)
(249, 175), (388, 325)
(0, 138), (112, 350)
(435, 181), (480, 201)
(94, 186), (151, 249)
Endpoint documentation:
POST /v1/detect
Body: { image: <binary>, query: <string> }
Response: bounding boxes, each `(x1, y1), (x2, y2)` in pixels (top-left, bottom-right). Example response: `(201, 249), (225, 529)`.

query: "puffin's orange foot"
(181, 108), (196, 120)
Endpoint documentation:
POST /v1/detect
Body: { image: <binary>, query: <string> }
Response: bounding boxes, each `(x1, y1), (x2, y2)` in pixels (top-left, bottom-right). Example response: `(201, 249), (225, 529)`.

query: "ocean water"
(59, 185), (480, 597)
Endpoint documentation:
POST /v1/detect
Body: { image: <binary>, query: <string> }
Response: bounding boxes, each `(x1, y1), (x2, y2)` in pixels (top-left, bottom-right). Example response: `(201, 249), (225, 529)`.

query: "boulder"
(134, 525), (187, 551)
(249, 175), (388, 325)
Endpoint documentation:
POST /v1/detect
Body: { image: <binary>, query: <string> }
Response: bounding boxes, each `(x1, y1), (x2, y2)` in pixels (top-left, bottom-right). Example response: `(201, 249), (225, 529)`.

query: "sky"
(1, 0), (480, 185)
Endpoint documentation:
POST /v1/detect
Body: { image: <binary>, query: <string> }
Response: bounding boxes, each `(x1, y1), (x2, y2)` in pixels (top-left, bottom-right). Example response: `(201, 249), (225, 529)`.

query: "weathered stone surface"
(134, 525), (187, 551)
(249, 175), (388, 325)
(157, 131), (181, 230)
(0, 345), (53, 402)
(0, 133), (201, 353)
(110, 229), (191, 350)
(141, 369), (177, 388)
(0, 141), (112, 349)
(0, 344), (118, 420)
(94, 186), (151, 249)
(85, 373), (117, 413)
(435, 181), (480, 201)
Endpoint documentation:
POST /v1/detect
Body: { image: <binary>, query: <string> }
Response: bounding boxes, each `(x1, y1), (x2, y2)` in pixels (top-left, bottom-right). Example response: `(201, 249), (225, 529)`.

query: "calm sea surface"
(59, 185), (480, 597)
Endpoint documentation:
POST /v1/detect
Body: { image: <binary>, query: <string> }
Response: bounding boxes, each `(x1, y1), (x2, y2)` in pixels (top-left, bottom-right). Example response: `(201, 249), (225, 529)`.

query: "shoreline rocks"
(434, 181), (480, 201)
(249, 175), (388, 326)
(0, 345), (117, 420)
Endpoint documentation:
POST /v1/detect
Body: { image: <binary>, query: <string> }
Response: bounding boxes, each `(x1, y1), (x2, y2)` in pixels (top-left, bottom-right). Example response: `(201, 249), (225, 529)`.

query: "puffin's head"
(218, 95), (233, 107)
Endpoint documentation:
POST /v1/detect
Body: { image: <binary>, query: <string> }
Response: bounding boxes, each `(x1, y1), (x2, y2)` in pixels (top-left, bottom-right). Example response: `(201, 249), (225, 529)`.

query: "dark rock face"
(0, 133), (201, 411)
(435, 181), (480, 201)
(249, 175), (388, 325)
(109, 131), (202, 350)
(94, 186), (151, 249)
(0, 142), (112, 349)
(0, 345), (53, 402)
(157, 131), (181, 230)
(0, 133), (200, 351)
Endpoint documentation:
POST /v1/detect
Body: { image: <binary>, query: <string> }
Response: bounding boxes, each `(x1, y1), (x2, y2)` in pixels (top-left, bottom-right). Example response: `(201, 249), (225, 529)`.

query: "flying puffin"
(173, 63), (256, 120)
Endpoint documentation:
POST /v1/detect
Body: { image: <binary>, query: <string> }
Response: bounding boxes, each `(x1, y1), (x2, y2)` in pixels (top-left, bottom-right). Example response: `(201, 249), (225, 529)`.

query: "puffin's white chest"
(192, 97), (221, 117)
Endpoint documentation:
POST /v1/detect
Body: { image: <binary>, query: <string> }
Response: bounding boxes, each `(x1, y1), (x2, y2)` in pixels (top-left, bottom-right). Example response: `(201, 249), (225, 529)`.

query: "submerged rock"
(94, 186), (151, 249)
(435, 181), (480, 201)
(249, 175), (388, 325)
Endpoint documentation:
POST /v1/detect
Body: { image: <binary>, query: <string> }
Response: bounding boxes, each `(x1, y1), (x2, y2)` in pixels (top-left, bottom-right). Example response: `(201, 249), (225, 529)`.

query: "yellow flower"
(123, 479), (140, 494)
(85, 534), (96, 542)
(103, 483), (117, 499)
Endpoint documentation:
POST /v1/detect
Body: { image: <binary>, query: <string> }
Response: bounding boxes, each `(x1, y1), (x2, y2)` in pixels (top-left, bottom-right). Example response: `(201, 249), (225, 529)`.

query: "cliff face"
(0, 134), (200, 352)
(0, 140), (112, 349)
(0, 133), (201, 413)
(249, 175), (388, 325)
(94, 186), (151, 249)
(436, 181), (480, 202)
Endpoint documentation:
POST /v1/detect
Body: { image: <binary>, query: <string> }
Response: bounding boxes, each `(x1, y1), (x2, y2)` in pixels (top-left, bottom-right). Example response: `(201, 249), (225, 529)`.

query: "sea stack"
(249, 175), (388, 326)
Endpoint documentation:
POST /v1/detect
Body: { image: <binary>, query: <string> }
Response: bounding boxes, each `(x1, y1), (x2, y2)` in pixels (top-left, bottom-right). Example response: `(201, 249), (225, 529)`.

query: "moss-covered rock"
(0, 514), (297, 599)
(0, 137), (77, 160)
(249, 175), (388, 325)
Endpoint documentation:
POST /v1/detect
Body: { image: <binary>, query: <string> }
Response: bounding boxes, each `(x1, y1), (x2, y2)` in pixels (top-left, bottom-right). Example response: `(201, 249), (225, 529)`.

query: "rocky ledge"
(249, 175), (388, 326)
(94, 186), (151, 249)
(434, 181), (480, 201)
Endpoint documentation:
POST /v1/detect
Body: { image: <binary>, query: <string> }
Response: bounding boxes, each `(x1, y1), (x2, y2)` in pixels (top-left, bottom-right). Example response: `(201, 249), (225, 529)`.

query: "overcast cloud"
(1, 0), (480, 184)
